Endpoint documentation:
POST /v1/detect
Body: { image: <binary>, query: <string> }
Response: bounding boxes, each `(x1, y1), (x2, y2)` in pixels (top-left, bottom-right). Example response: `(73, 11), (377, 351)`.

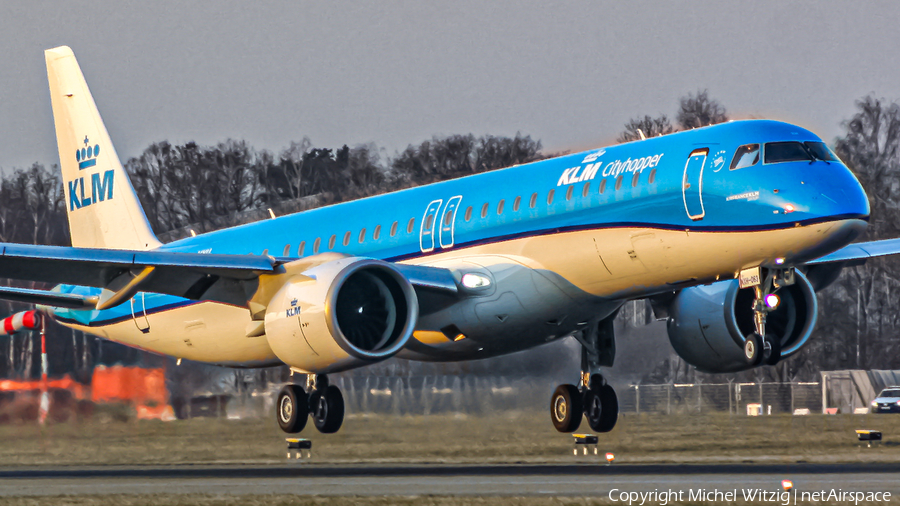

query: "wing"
(0, 242), (283, 308)
(806, 238), (900, 266)
(803, 238), (900, 291)
(0, 242), (460, 311)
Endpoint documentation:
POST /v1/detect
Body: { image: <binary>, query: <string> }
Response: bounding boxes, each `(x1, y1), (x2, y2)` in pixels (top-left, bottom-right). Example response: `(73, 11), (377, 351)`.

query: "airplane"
(1, 45), (896, 435)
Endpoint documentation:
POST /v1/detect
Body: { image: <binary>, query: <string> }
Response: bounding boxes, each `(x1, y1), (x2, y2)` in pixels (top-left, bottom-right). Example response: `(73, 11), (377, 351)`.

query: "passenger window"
(329, 235), (336, 249)
(407, 218), (415, 233)
(599, 179), (606, 194)
(731, 144), (760, 170)
(373, 225), (381, 240)
(342, 231), (350, 246)
(547, 189), (555, 205)
(513, 196), (521, 211)
(764, 142), (811, 164)
(481, 203), (489, 218)
(358, 228), (366, 243)
(390, 221), (398, 237)
(443, 210), (453, 226)
(566, 186), (574, 201)
(497, 199), (505, 214)
(298, 241), (305, 257)
(313, 238), (321, 254)
(283, 245), (291, 256)
(464, 206), (472, 221)
(425, 214), (434, 231)
(631, 172), (639, 188)
(648, 169), (656, 184)
(615, 175), (623, 191)
(529, 193), (537, 208)
(582, 183), (590, 197)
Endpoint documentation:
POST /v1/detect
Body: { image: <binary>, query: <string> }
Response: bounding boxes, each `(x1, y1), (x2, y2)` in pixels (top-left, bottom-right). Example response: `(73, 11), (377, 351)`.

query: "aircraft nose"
(816, 163), (870, 221)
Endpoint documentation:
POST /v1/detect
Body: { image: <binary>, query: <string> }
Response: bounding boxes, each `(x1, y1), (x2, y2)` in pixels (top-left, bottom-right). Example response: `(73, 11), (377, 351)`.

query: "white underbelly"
(60, 302), (280, 367)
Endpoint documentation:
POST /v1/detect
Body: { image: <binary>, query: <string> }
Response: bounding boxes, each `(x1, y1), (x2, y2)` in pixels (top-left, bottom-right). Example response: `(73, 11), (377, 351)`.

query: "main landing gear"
(742, 268), (792, 367)
(277, 374), (345, 434)
(551, 317), (619, 433)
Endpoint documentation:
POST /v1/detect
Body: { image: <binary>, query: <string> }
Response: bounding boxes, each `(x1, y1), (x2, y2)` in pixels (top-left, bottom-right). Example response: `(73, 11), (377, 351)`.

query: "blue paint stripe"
(57, 299), (198, 328)
(78, 159), (96, 170)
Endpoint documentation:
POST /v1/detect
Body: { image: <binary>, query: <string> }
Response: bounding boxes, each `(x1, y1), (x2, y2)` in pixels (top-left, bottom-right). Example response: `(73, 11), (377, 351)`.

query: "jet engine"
(264, 257), (418, 373)
(666, 271), (817, 373)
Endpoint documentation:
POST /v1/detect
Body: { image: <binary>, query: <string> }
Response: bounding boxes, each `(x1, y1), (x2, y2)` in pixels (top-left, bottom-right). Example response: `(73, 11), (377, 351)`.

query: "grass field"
(1, 410), (899, 466)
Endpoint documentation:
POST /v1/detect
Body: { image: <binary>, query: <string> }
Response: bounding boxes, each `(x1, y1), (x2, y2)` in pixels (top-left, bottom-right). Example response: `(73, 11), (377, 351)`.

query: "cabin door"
(439, 195), (462, 249)
(682, 148), (707, 221)
(419, 199), (443, 253)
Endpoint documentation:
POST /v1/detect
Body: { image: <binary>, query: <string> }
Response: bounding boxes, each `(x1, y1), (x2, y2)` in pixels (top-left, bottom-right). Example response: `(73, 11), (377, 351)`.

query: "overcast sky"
(2, 1), (899, 171)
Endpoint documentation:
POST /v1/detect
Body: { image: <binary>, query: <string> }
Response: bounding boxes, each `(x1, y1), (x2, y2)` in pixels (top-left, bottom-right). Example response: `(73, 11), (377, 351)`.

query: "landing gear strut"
(744, 268), (792, 366)
(551, 316), (619, 433)
(276, 374), (345, 434)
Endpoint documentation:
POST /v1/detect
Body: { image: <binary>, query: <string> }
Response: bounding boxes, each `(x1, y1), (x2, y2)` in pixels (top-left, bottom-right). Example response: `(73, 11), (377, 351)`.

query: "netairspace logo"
(607, 487), (892, 506)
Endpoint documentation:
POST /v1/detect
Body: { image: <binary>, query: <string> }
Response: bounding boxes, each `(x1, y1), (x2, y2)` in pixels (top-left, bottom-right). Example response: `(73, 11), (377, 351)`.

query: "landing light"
(461, 273), (491, 289)
(783, 204), (795, 214)
(765, 294), (780, 309)
(775, 257), (785, 265)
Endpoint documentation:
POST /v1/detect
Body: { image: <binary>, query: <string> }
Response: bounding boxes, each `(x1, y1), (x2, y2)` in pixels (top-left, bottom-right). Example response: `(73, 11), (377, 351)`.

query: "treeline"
(127, 134), (546, 236)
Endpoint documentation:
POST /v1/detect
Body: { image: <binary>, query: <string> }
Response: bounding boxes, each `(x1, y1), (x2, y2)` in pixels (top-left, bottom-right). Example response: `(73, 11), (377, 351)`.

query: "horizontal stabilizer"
(0, 287), (97, 309)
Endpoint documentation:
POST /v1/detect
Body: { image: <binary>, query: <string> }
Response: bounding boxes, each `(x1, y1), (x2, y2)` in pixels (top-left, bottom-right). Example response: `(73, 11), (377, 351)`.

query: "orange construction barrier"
(90, 365), (168, 405)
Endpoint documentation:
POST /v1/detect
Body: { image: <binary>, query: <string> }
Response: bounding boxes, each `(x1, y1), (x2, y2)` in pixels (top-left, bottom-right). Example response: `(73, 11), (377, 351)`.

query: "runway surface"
(2, 463), (900, 497)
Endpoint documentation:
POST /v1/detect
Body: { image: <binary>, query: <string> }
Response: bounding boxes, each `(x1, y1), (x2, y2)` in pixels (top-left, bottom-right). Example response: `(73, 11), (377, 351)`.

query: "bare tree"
(618, 115), (676, 143)
(676, 90), (728, 130)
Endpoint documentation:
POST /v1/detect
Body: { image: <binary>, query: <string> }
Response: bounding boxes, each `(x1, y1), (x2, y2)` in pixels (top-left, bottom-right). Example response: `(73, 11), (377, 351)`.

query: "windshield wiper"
(803, 143), (830, 164)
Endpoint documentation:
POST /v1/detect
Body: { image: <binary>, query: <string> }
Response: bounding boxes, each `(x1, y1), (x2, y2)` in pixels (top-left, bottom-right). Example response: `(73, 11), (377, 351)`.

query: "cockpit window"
(804, 141), (839, 162)
(764, 142), (813, 164)
(730, 144), (760, 170)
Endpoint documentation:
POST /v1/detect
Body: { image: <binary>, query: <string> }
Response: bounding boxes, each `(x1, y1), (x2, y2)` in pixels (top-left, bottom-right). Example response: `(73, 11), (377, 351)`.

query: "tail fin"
(45, 46), (161, 250)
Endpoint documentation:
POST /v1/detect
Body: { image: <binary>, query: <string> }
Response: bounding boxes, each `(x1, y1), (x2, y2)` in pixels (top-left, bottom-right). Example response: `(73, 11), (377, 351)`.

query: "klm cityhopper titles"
(0, 45), (890, 435)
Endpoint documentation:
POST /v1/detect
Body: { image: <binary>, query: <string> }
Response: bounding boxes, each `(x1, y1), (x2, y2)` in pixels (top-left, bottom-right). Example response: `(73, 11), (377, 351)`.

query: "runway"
(2, 463), (900, 497)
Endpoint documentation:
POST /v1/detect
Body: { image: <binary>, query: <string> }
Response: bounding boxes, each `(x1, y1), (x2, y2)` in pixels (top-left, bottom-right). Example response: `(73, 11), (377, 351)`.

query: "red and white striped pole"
(39, 315), (48, 425)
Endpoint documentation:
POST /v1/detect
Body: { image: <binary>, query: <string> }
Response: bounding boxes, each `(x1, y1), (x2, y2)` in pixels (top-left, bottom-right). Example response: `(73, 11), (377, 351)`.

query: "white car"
(870, 387), (900, 413)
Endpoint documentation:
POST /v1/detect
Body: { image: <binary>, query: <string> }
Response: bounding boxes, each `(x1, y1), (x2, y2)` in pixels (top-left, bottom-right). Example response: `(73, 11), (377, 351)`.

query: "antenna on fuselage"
(637, 129), (646, 140)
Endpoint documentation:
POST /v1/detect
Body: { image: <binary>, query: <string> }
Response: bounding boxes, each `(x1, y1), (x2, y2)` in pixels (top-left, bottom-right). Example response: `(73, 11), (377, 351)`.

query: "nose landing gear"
(743, 267), (792, 366)
(550, 316), (619, 434)
(276, 374), (345, 434)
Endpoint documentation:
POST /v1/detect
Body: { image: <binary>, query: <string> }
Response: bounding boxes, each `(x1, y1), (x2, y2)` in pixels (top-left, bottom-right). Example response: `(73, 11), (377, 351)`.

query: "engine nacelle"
(666, 271), (817, 373)
(264, 257), (418, 373)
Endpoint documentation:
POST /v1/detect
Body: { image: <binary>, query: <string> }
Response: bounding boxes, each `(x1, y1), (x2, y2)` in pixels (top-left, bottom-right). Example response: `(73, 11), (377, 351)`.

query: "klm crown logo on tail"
(76, 135), (99, 169)
(68, 135), (114, 211)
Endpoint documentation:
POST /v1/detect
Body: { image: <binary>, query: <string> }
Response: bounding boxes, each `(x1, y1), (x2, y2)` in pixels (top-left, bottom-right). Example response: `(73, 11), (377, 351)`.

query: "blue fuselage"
(54, 120), (870, 349)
